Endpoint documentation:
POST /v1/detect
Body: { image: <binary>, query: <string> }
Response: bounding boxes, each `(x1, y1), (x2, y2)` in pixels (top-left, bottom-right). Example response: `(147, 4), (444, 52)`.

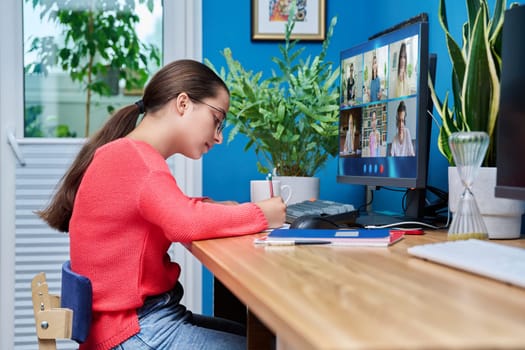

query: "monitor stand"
(357, 185), (438, 227)
(357, 212), (411, 227)
(358, 187), (428, 226)
(356, 210), (445, 228)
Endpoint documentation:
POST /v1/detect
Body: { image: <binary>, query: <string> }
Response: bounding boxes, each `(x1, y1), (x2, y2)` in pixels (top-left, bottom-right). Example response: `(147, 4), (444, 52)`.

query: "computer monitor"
(495, 4), (525, 201)
(337, 20), (431, 219)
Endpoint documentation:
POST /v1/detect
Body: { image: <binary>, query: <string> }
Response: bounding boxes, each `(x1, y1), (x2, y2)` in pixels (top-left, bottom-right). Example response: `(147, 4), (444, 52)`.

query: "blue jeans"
(112, 282), (246, 349)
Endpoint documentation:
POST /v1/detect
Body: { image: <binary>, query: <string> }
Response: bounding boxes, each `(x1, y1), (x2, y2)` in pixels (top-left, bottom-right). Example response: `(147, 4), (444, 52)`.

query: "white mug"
(273, 176), (320, 205)
(250, 180), (292, 204)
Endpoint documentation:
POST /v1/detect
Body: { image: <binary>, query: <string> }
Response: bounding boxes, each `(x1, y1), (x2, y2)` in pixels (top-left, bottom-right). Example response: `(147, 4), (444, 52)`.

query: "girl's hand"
(255, 197), (287, 228)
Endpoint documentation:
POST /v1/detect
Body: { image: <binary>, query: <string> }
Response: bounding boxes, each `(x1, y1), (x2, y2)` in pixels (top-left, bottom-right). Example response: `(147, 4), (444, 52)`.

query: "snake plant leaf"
(429, 76), (458, 166)
(430, 0), (509, 167)
(438, 127), (454, 165)
(446, 32), (466, 86)
(489, 0), (507, 77)
(466, 0), (482, 39)
(490, 0), (505, 39)
(438, 0), (450, 35)
(462, 6), (499, 144)
(447, 33), (467, 132)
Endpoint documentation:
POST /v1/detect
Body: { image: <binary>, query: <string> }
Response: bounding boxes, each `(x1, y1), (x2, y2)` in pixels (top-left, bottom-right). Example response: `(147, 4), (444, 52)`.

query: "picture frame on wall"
(252, 0), (326, 41)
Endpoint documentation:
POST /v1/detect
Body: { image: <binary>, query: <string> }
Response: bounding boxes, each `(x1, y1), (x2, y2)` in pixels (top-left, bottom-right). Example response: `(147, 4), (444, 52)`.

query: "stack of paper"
(255, 228), (404, 247)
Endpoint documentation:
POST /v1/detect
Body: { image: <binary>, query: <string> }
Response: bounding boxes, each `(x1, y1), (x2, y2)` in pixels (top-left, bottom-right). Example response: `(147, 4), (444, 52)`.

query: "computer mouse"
(290, 215), (342, 229)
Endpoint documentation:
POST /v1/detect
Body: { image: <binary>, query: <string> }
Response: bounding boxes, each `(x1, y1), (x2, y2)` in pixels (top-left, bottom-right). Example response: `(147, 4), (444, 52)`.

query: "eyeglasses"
(189, 97), (227, 134)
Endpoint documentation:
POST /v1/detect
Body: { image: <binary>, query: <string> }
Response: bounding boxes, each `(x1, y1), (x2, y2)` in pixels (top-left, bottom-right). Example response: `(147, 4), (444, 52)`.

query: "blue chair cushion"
(61, 261), (93, 343)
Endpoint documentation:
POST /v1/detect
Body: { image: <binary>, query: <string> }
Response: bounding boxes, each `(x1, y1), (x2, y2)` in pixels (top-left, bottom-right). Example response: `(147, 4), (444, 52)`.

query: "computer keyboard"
(408, 239), (525, 289)
(286, 199), (357, 225)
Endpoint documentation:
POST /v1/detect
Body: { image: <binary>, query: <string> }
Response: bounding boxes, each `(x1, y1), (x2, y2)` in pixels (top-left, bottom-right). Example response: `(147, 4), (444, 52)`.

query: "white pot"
(448, 167), (525, 239)
(273, 176), (320, 205)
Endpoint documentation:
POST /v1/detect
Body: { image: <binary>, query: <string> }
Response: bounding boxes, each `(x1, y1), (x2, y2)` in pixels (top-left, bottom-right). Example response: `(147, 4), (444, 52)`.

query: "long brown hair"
(38, 59), (229, 232)
(397, 42), (407, 78)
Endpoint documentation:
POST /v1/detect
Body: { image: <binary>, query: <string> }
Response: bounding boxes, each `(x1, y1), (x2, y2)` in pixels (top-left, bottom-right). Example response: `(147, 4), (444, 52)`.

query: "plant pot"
(273, 176), (320, 205)
(448, 167), (525, 239)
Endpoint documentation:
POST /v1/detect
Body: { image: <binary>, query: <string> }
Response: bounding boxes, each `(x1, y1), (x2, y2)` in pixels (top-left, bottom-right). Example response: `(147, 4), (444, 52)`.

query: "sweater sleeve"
(137, 170), (268, 242)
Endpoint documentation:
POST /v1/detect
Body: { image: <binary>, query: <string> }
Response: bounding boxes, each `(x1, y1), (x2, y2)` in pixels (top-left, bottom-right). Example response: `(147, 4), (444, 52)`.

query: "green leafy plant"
(25, 105), (77, 137)
(25, 0), (161, 137)
(206, 15), (339, 177)
(24, 105), (45, 137)
(429, 0), (518, 166)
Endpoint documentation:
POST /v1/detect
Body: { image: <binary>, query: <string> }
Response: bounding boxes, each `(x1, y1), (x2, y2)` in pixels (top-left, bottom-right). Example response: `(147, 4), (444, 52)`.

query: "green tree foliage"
(26, 0), (161, 136)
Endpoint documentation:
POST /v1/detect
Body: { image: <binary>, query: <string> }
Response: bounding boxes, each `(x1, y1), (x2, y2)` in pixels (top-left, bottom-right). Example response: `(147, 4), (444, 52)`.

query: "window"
(2, 1), (203, 347)
(23, 0), (163, 138)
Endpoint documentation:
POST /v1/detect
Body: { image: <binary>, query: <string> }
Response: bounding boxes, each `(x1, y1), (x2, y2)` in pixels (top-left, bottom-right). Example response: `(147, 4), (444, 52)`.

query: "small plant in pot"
(206, 11), (339, 203)
(429, 0), (523, 238)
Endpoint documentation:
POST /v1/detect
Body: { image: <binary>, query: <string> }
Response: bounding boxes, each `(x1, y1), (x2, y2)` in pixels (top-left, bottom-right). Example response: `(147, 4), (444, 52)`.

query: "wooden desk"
(188, 231), (525, 349)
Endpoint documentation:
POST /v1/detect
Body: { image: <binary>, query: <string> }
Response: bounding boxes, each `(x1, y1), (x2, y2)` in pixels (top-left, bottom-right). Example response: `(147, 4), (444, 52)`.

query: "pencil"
(267, 173), (274, 198)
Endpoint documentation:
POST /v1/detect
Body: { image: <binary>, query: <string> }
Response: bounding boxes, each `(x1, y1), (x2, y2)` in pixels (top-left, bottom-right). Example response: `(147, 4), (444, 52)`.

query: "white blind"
(14, 140), (82, 350)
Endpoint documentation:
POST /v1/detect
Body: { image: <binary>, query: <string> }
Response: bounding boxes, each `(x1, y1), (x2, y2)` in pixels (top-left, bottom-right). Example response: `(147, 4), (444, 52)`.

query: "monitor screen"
(337, 21), (430, 189)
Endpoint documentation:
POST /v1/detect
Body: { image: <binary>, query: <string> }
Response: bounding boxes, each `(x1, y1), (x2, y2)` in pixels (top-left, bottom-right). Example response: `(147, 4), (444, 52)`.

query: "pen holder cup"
(250, 180), (292, 204)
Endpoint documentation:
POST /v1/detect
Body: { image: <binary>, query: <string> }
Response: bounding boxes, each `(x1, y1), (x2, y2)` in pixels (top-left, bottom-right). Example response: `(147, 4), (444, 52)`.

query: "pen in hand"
(267, 173), (274, 198)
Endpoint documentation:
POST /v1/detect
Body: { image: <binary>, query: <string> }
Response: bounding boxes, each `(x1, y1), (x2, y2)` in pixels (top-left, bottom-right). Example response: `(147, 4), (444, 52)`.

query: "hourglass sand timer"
(448, 132), (489, 240)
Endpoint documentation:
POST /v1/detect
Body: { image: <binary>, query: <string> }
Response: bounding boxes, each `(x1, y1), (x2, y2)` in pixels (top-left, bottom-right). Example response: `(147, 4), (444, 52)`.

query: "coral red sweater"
(69, 138), (267, 350)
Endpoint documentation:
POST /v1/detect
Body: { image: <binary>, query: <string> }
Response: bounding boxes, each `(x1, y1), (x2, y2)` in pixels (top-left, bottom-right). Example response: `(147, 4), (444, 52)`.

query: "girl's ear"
(175, 92), (190, 115)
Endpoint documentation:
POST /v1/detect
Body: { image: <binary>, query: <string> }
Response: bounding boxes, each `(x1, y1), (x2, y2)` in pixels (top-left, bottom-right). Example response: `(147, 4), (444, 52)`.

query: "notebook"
(255, 228), (404, 247)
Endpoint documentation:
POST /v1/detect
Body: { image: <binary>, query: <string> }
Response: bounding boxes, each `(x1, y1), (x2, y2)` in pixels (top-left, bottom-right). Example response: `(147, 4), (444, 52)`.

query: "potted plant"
(429, 0), (523, 238)
(206, 11), (339, 203)
(25, 0), (161, 137)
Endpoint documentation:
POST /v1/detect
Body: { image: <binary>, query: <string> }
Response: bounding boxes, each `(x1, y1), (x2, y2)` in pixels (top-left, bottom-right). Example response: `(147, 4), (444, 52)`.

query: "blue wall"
(200, 0), (506, 313)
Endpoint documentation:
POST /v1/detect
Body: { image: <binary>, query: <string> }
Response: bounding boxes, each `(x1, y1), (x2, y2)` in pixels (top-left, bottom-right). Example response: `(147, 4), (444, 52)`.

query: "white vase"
(448, 167), (525, 239)
(273, 176), (320, 205)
